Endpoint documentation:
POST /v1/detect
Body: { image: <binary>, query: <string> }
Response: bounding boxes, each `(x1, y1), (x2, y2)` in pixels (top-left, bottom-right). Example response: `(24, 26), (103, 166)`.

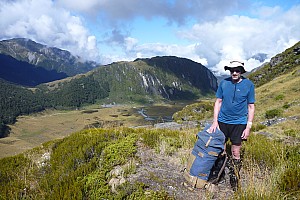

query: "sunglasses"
(230, 69), (241, 73)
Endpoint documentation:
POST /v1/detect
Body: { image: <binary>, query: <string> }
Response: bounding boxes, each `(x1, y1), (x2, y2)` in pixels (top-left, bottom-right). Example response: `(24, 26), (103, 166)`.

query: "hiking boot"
(208, 153), (227, 184)
(226, 157), (242, 191)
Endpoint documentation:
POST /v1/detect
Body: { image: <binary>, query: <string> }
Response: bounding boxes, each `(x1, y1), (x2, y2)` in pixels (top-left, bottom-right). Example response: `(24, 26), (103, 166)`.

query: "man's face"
(230, 67), (242, 81)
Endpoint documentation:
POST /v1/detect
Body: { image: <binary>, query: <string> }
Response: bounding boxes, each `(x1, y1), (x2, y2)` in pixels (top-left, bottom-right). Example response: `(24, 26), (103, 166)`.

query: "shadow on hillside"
(0, 125), (10, 138)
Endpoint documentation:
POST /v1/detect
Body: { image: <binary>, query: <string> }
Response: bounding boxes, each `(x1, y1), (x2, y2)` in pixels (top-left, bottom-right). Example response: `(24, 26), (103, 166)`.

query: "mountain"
(0, 38), (98, 86)
(42, 56), (218, 103)
(248, 41), (300, 87)
(0, 44), (299, 199)
(0, 54), (68, 86)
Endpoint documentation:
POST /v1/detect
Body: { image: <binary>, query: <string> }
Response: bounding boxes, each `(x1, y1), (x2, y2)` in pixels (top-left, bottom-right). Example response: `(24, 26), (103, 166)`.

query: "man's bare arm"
(209, 98), (222, 133)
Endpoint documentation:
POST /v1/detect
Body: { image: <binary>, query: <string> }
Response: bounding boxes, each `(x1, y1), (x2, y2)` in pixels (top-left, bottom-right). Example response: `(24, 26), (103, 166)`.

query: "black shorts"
(218, 121), (246, 145)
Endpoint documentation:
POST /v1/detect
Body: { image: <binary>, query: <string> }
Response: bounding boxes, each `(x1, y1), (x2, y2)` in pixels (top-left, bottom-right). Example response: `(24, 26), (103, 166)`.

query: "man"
(209, 60), (255, 191)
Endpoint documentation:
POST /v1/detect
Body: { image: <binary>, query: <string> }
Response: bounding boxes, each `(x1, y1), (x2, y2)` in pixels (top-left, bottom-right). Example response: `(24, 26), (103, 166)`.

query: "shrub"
(0, 155), (32, 200)
(251, 123), (266, 132)
(282, 103), (290, 109)
(275, 94), (285, 101)
(172, 101), (213, 122)
(265, 109), (283, 119)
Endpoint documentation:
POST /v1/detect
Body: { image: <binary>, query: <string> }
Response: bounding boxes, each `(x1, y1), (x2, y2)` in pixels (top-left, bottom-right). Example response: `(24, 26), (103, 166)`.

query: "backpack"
(183, 124), (226, 188)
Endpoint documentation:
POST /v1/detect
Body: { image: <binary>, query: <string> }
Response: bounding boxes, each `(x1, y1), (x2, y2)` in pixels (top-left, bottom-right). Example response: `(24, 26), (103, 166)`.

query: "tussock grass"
(243, 134), (286, 169)
(240, 134), (300, 199)
(1, 123), (299, 199)
(254, 66), (300, 124)
(140, 127), (197, 156)
(236, 161), (277, 200)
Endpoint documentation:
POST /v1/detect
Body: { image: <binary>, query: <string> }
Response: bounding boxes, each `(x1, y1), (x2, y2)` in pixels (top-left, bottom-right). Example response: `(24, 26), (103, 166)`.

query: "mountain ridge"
(0, 38), (98, 85)
(39, 55), (218, 105)
(0, 54), (68, 86)
(248, 41), (300, 86)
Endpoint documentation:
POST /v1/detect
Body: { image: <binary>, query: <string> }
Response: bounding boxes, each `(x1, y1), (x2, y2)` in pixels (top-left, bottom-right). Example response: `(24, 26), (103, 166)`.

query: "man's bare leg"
(228, 144), (242, 191)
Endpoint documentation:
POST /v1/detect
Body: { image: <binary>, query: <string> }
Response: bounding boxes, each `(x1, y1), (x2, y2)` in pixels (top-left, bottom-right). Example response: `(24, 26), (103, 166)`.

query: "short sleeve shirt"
(216, 77), (255, 124)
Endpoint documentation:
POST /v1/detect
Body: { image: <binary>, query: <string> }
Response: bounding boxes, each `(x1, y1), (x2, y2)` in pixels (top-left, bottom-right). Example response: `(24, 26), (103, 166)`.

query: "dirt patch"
(128, 141), (236, 200)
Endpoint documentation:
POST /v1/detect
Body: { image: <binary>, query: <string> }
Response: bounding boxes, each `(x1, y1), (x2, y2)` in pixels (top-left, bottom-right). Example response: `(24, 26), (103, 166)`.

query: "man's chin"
(231, 76), (240, 81)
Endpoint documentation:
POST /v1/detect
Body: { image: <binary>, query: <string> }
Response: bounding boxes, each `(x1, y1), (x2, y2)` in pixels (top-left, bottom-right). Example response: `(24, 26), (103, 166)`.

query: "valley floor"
(0, 102), (190, 158)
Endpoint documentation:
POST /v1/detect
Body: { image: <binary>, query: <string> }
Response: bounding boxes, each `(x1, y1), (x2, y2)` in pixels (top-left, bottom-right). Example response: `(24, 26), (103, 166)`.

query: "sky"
(1, 0), (300, 75)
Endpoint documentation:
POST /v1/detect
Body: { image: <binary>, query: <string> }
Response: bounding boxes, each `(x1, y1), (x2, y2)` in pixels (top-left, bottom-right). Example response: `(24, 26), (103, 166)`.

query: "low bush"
(265, 108), (283, 119)
(0, 155), (32, 200)
(251, 123), (266, 132)
(275, 94), (285, 101)
(172, 101), (213, 122)
(282, 103), (290, 109)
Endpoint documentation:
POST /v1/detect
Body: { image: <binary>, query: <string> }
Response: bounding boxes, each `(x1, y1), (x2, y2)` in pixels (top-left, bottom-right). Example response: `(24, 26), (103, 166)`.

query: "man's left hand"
(241, 128), (250, 140)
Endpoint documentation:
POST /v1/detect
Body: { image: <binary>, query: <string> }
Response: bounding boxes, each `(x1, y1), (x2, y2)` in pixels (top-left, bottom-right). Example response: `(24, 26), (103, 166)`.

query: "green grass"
(254, 66), (300, 122)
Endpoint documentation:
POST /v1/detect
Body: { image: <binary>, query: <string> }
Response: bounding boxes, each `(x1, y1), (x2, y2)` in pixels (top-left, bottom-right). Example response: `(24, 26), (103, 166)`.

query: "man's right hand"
(208, 121), (219, 133)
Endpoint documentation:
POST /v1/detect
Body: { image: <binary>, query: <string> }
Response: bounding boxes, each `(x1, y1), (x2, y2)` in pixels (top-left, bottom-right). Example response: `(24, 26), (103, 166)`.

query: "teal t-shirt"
(216, 77), (255, 124)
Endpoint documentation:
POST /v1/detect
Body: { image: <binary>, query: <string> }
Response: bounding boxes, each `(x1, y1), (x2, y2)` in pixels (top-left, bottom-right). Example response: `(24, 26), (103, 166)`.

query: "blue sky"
(1, 0), (300, 74)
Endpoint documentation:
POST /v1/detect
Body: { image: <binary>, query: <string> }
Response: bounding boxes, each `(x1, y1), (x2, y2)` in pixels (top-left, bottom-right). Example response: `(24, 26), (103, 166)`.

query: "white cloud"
(124, 37), (138, 51)
(132, 43), (206, 64)
(177, 6), (300, 75)
(0, 0), (299, 75)
(99, 3), (300, 71)
(0, 0), (101, 62)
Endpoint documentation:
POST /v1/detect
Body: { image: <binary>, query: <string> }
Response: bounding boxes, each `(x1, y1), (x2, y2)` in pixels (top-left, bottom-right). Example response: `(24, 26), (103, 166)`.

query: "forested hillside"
(0, 79), (45, 137)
